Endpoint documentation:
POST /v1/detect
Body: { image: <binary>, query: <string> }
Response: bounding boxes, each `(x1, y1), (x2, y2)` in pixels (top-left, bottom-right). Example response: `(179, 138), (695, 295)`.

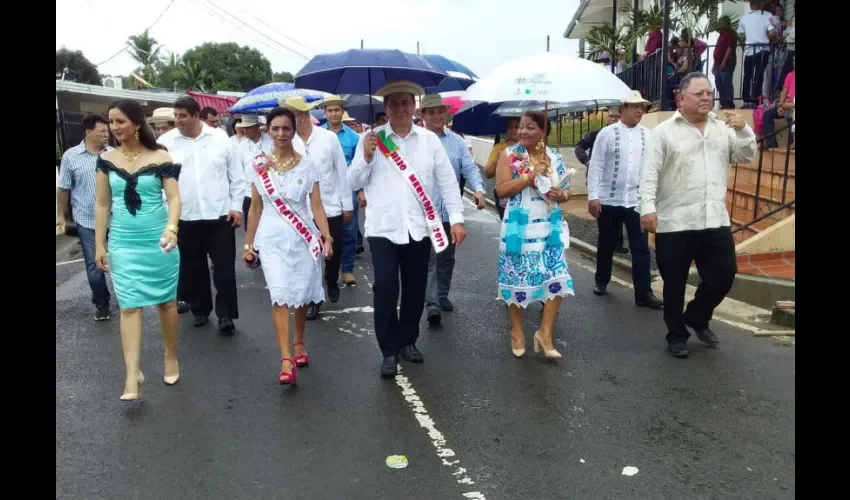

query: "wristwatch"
(244, 243), (254, 252)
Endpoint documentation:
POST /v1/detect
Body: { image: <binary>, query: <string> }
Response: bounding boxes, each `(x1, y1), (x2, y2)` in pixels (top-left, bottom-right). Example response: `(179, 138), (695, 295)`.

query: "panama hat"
(320, 95), (347, 108)
(279, 96), (314, 113)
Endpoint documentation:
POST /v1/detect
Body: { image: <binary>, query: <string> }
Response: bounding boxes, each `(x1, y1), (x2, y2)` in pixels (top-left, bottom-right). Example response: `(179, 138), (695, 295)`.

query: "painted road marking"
(56, 258), (84, 266)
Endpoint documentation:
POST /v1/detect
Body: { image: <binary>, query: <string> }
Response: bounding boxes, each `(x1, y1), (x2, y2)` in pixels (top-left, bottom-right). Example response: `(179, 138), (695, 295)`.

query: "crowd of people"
(57, 70), (756, 401)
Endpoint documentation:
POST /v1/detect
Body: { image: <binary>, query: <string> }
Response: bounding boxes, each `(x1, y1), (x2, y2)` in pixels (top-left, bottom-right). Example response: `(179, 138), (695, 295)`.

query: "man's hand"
(56, 215), (66, 235)
(343, 210), (353, 223)
(640, 213), (658, 233)
(227, 210), (242, 228)
(725, 111), (746, 131)
(363, 133), (377, 163)
(588, 200), (602, 219)
(451, 223), (466, 247)
(472, 192), (486, 210)
(357, 190), (367, 208)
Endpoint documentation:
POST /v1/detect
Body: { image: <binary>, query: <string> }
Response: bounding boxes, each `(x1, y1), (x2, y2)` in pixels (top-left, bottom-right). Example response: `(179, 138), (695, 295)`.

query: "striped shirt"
(57, 141), (113, 229)
(436, 129), (485, 222)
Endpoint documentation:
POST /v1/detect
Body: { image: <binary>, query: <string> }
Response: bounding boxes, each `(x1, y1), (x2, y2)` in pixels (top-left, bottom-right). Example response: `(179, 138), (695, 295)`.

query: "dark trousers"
(742, 51), (770, 106)
(425, 222), (455, 307)
(494, 188), (506, 220)
(369, 236), (432, 357)
(77, 226), (111, 309)
(324, 215), (344, 291)
(178, 217), (239, 319)
(713, 66), (735, 109)
(655, 227), (737, 344)
(242, 196), (252, 233)
(595, 205), (652, 298)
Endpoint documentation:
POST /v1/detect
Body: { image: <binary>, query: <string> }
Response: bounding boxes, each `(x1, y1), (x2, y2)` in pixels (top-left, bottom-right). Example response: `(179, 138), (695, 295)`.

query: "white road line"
(56, 258), (84, 266)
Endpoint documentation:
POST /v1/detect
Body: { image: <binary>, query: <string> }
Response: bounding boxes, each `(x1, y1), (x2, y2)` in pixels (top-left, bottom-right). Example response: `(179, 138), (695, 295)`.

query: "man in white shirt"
(285, 96), (354, 320)
(737, 0), (776, 108)
(159, 96), (247, 333)
(587, 91), (662, 309)
(639, 73), (756, 358)
(348, 80), (466, 378)
(234, 114), (273, 232)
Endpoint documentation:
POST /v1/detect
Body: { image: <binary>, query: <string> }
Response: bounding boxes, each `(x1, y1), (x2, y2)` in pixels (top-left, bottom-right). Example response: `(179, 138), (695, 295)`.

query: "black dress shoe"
(177, 301), (190, 314)
(400, 345), (424, 363)
(593, 283), (607, 296)
(692, 326), (720, 347)
(193, 315), (209, 327)
(438, 298), (454, 312)
(667, 342), (689, 357)
(328, 285), (340, 303)
(218, 317), (235, 333)
(635, 294), (664, 309)
(616, 246), (630, 254)
(306, 303), (320, 320)
(380, 355), (399, 378)
(426, 307), (441, 325)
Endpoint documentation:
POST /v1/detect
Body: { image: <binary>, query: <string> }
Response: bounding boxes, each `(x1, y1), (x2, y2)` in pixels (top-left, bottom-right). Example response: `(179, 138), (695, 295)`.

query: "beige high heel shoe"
(510, 331), (526, 358)
(533, 331), (562, 359)
(120, 372), (145, 401)
(164, 359), (180, 385)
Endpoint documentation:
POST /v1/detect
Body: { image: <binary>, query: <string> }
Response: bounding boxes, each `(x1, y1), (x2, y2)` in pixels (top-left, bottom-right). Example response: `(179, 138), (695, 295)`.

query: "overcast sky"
(57, 0), (583, 82)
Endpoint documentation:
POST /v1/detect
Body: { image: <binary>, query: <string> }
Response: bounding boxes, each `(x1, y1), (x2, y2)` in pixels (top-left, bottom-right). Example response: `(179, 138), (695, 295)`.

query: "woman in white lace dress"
(244, 107), (333, 385)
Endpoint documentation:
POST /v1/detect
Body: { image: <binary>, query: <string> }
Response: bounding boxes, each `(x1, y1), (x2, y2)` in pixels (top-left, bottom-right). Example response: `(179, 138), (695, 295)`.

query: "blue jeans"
(713, 67), (735, 109)
(762, 105), (792, 149)
(342, 191), (359, 273)
(77, 226), (110, 309)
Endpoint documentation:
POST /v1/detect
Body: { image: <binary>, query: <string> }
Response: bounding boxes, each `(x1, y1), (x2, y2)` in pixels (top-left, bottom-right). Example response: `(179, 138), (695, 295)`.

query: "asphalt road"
(56, 201), (795, 500)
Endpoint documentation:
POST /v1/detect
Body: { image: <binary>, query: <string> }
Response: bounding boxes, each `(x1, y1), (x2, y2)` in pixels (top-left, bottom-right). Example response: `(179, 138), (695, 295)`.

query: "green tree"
(155, 51), (184, 91)
(127, 30), (163, 84)
(182, 42), (272, 92)
(56, 48), (100, 85)
(273, 71), (294, 83)
(179, 61), (212, 92)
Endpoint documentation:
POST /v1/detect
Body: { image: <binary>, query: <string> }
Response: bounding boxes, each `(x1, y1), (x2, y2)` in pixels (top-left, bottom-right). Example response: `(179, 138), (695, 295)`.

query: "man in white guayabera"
(348, 80), (466, 378)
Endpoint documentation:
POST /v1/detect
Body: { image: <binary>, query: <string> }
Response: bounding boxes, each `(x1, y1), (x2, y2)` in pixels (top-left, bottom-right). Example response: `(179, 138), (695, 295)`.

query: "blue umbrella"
(294, 49), (448, 95)
(421, 54), (478, 93)
(229, 82), (328, 114)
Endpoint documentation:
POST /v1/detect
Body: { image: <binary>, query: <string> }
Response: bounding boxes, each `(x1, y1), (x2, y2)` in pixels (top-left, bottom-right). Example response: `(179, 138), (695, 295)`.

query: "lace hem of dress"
(497, 275), (575, 309)
(268, 287), (324, 309)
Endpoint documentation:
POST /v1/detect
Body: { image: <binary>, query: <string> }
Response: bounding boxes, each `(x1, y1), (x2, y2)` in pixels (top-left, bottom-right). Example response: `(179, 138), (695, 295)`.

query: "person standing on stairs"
(587, 91), (663, 309)
(639, 73), (756, 358)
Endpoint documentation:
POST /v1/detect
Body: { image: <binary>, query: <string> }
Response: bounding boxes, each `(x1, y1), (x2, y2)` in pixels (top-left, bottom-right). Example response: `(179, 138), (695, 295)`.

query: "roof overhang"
(55, 80), (185, 105)
(563, 0), (618, 40)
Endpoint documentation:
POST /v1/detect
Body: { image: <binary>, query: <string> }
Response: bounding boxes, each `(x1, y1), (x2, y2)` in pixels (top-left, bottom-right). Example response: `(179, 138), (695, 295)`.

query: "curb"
(464, 187), (646, 277)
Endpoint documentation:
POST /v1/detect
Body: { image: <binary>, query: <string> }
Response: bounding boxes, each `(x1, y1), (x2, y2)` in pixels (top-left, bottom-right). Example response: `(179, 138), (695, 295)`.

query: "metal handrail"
(732, 200), (795, 234)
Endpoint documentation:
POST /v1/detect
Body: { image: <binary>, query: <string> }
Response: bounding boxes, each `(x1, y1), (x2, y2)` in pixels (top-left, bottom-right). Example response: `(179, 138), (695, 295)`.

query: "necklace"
(270, 151), (299, 173)
(121, 147), (140, 165)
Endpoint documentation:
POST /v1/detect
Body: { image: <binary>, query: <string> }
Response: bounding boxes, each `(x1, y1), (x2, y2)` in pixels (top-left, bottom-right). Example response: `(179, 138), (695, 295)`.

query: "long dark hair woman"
(95, 99), (182, 401)
(495, 111), (575, 359)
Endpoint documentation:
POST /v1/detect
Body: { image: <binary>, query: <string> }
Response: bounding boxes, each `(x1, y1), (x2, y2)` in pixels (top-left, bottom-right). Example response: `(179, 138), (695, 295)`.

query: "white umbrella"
(463, 52), (632, 105)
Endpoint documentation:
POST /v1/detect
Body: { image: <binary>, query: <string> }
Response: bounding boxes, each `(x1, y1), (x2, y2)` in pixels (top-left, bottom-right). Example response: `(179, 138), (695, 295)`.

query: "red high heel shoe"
(293, 341), (310, 367)
(279, 358), (297, 385)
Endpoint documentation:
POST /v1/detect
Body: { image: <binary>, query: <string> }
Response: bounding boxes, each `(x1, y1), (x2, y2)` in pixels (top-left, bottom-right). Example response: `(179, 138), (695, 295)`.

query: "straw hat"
(235, 114), (261, 128)
(148, 107), (175, 124)
(622, 90), (651, 106)
(279, 96), (314, 113)
(376, 80), (425, 98)
(420, 94), (450, 112)
(342, 112), (355, 122)
(320, 95), (347, 108)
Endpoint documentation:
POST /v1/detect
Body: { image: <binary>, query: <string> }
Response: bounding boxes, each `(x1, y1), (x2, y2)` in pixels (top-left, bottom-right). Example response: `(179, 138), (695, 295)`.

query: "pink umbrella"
(443, 96), (466, 114)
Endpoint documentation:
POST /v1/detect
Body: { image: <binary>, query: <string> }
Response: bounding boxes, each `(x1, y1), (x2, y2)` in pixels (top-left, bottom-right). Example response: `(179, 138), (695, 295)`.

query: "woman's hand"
(160, 228), (178, 253)
(323, 235), (334, 258)
(548, 187), (570, 203)
(95, 245), (109, 272)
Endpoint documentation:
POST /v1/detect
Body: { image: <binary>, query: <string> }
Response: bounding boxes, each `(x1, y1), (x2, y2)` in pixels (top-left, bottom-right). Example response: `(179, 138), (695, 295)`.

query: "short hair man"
(200, 106), (219, 128)
(639, 73), (756, 357)
(57, 113), (114, 320)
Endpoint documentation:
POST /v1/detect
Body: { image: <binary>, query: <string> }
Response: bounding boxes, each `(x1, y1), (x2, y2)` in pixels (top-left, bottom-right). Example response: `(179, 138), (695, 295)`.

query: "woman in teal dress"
(495, 111), (575, 360)
(94, 99), (182, 401)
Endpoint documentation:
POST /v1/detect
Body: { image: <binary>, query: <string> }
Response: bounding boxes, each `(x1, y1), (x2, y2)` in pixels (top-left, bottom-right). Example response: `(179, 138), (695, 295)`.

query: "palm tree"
(179, 61), (212, 92)
(127, 30), (163, 84)
(586, 24), (632, 66)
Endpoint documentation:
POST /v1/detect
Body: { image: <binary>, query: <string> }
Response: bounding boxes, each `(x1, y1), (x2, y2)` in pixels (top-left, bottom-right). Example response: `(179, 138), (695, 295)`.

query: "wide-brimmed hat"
(622, 90), (651, 106)
(235, 114), (261, 128)
(279, 96), (314, 113)
(320, 95), (347, 108)
(148, 107), (175, 124)
(420, 94), (450, 112)
(342, 112), (355, 122)
(375, 80), (425, 98)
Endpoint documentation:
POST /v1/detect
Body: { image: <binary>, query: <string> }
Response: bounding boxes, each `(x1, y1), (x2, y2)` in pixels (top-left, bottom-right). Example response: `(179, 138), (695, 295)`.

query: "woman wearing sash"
(94, 99), (182, 401)
(243, 107), (333, 385)
(495, 111), (575, 359)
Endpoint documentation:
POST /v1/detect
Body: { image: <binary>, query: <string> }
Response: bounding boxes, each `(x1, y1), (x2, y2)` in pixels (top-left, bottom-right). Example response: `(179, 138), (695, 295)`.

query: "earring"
(135, 130), (140, 140)
(535, 141), (544, 151)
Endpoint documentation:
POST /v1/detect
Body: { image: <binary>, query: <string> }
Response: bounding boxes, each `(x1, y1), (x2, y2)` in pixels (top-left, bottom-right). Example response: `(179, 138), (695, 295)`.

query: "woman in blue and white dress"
(495, 111), (575, 359)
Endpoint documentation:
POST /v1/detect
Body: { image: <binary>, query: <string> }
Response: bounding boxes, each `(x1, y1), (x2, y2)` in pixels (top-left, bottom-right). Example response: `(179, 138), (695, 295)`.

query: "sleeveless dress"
(248, 157), (324, 308)
(96, 158), (181, 308)
(497, 144), (575, 307)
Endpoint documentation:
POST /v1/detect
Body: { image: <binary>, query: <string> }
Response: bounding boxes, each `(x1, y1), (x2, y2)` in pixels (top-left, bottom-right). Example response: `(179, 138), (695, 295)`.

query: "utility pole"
(360, 39), (364, 49)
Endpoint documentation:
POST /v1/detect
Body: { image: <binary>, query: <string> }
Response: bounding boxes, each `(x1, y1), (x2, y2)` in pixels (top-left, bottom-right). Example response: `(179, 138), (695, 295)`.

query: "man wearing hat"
(419, 94), (486, 325)
(587, 90), (663, 309)
(283, 96), (353, 320)
(348, 81), (466, 378)
(235, 114), (273, 233)
(149, 107), (176, 139)
(319, 95), (362, 288)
